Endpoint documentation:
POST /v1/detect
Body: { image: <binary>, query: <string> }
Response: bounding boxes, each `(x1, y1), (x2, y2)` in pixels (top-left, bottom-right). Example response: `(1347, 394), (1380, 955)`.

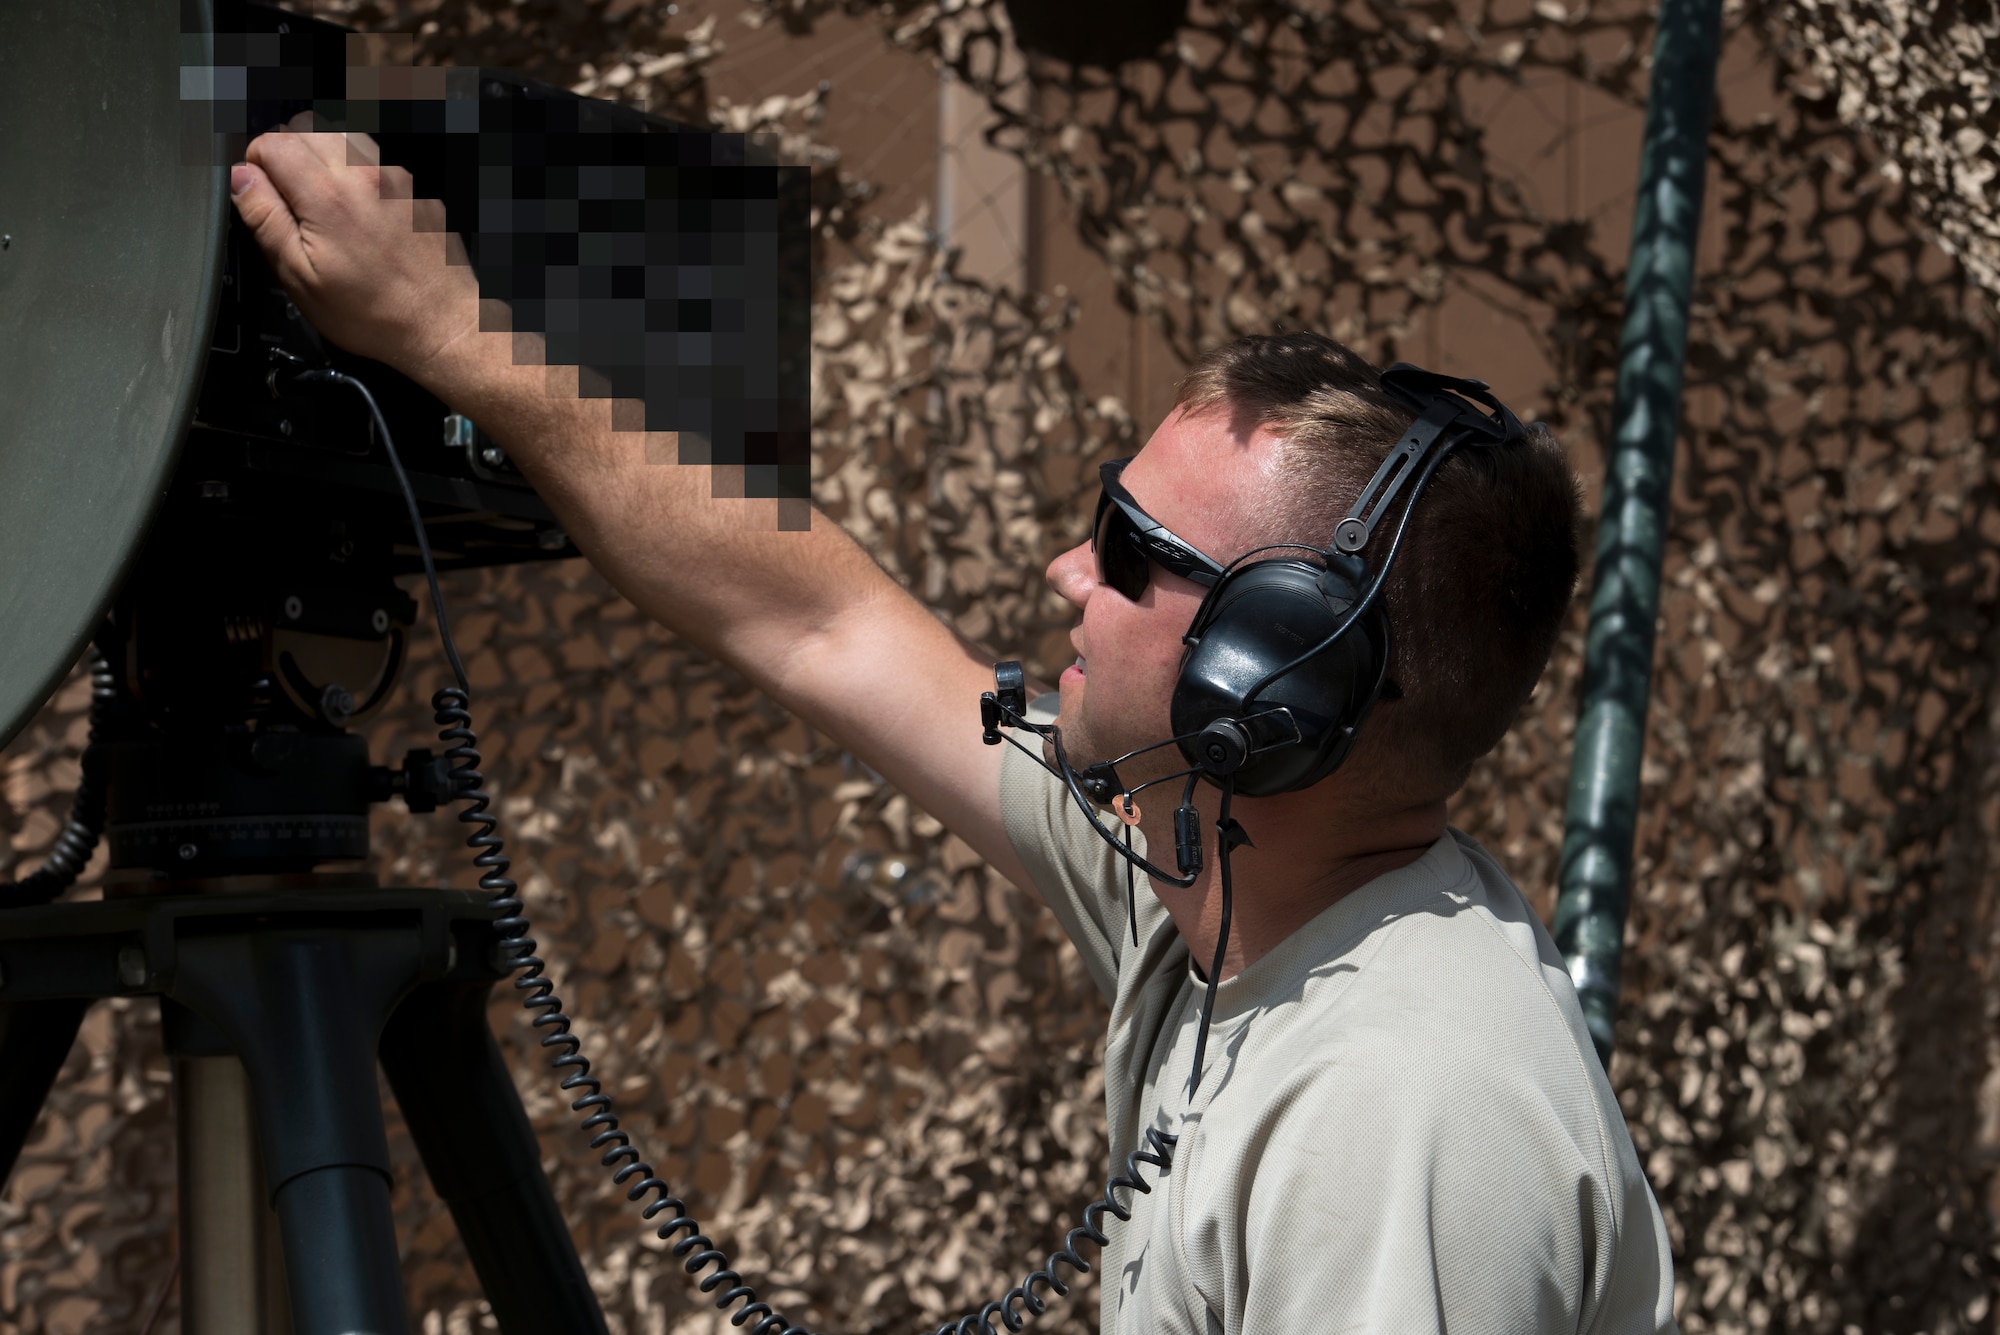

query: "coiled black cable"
(324, 365), (1177, 1335)
(927, 1127), (1178, 1335)
(0, 646), (117, 907)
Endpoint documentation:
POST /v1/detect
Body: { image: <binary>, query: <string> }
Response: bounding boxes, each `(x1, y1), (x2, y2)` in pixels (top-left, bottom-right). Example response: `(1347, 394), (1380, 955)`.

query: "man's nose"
(1046, 541), (1095, 609)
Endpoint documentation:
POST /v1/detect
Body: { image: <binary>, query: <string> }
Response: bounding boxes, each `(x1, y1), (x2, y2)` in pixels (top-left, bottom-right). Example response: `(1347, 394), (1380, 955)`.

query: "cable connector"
(264, 346), (338, 397)
(1173, 803), (1204, 878)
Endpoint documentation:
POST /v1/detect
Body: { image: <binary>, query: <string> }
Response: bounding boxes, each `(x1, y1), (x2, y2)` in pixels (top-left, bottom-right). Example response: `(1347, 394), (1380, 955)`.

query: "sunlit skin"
(1043, 405), (1447, 979)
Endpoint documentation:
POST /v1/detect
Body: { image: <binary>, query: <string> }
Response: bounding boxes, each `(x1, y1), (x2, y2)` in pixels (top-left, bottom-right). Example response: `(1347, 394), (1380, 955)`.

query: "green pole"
(1554, 0), (1724, 1066)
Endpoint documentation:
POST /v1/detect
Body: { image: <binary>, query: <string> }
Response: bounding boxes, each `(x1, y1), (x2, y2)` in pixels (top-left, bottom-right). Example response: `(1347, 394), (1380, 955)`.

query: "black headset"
(1168, 362), (1531, 798)
(971, 360), (1537, 1194)
(979, 359), (1532, 880)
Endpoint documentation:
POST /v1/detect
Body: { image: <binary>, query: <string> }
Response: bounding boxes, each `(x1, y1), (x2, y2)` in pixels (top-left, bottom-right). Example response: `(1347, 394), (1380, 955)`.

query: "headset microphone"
(986, 360), (1531, 822)
(979, 360), (1534, 1103)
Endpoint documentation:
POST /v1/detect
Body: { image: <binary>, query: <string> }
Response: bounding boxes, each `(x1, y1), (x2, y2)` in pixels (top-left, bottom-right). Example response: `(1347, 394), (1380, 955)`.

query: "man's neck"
(1138, 783), (1447, 983)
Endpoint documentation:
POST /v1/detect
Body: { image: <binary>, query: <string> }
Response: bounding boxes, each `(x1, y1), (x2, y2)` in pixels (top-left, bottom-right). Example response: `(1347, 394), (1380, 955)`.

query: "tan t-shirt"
(1000, 739), (1678, 1334)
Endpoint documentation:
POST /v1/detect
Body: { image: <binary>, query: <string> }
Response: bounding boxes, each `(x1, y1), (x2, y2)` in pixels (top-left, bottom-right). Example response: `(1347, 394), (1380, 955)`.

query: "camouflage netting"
(5, 0), (2000, 1331)
(1783, 0), (1999, 302)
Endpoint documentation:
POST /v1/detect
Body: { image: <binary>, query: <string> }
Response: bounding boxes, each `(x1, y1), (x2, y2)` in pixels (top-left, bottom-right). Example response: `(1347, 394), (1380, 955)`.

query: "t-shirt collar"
(1184, 831), (1474, 1026)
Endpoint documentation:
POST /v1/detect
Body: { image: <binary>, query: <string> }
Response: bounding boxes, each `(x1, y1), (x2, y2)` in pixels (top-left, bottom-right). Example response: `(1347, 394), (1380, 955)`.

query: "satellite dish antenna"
(0, 0), (228, 749)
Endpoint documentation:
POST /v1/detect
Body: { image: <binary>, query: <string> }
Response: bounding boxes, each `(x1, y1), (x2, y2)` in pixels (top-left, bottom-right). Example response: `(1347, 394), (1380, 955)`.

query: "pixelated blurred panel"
(181, 1), (812, 514)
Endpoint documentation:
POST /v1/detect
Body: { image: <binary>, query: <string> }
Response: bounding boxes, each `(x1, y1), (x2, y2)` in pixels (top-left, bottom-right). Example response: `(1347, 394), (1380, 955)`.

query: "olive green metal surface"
(0, 0), (226, 748)
(1554, 0), (1724, 1066)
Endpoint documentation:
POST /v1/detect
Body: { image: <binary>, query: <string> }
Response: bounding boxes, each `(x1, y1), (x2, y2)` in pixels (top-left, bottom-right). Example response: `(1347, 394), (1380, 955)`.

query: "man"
(229, 127), (1677, 1333)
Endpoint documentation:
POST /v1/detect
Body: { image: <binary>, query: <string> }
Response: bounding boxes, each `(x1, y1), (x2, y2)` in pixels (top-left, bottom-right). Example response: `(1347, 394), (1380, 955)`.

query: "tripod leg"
(165, 998), (294, 1335)
(0, 997), (88, 1186)
(270, 1166), (405, 1333)
(173, 930), (416, 1335)
(176, 1054), (291, 1334)
(380, 980), (610, 1335)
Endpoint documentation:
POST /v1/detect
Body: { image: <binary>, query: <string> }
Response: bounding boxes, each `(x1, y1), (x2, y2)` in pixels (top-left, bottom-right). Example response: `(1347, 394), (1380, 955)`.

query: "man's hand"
(229, 119), (479, 384)
(228, 117), (1035, 895)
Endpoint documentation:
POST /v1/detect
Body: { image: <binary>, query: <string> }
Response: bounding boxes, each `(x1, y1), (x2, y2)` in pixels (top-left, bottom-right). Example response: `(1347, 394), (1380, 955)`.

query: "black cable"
(930, 1127), (1178, 1335)
(990, 725), (1201, 888)
(1187, 782), (1236, 1097)
(1121, 800), (1138, 948)
(299, 370), (468, 694)
(0, 646), (117, 907)
(1099, 728), (1209, 777)
(327, 369), (1177, 1335)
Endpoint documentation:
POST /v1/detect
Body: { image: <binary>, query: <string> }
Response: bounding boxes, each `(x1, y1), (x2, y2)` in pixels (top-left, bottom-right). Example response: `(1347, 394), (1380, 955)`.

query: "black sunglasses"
(1091, 458), (1229, 601)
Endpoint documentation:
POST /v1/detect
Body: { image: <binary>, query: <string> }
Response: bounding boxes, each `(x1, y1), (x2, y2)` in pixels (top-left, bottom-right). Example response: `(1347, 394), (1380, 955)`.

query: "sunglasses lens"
(1093, 498), (1151, 601)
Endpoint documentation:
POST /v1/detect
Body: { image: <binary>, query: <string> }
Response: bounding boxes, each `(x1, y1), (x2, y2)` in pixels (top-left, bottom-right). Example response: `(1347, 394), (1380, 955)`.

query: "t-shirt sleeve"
(996, 705), (1139, 1003)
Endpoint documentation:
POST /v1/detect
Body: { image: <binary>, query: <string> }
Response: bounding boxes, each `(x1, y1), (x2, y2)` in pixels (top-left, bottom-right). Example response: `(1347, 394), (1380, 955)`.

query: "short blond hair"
(1175, 332), (1582, 803)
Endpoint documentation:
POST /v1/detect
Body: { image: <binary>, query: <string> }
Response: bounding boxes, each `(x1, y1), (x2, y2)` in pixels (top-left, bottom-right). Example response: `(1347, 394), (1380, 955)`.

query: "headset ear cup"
(1171, 559), (1387, 797)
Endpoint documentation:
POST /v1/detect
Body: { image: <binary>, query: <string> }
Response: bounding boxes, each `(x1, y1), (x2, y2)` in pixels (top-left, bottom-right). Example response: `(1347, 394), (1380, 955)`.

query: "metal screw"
(277, 419), (293, 438)
(284, 595), (303, 620)
(1, 235), (10, 250)
(117, 946), (148, 988)
(478, 444), (506, 467)
(320, 683), (356, 727)
(371, 608), (390, 634)
(178, 842), (198, 861)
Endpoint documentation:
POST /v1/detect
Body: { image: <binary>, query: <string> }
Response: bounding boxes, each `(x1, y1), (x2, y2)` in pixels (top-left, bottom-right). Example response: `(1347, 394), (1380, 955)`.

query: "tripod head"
(10, 0), (806, 882)
(95, 489), (460, 882)
(0, 5), (816, 1332)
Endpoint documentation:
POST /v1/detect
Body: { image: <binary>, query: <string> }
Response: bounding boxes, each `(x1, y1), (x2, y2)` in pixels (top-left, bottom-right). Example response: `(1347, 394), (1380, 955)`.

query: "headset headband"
(1331, 363), (1530, 555)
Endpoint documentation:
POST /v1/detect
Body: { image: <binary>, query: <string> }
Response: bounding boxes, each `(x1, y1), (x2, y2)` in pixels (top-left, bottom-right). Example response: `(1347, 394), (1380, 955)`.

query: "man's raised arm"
(228, 128), (1032, 890)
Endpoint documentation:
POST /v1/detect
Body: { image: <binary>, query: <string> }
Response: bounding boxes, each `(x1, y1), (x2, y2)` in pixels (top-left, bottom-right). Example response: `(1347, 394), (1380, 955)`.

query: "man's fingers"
(411, 195), (451, 236)
(227, 161), (310, 280)
(378, 163), (415, 201)
(245, 128), (330, 206)
(226, 122), (478, 374)
(343, 131), (385, 168)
